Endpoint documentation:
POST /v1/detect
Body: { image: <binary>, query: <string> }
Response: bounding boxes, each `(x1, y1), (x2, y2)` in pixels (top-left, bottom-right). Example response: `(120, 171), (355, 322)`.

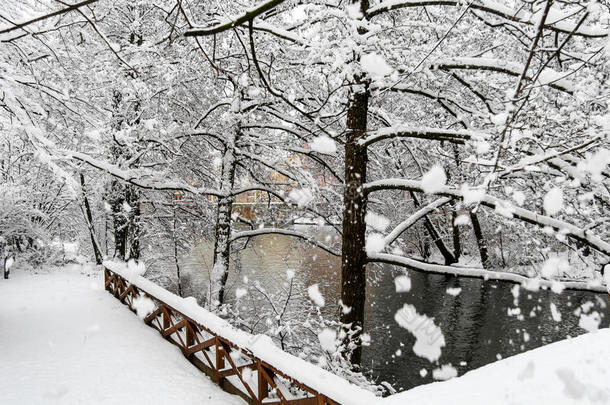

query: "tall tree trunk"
(449, 144), (462, 262)
(126, 186), (141, 260)
(451, 206), (461, 261)
(80, 173), (103, 265)
(3, 254), (14, 279)
(104, 215), (109, 256)
(470, 211), (490, 268)
(410, 191), (456, 265)
(339, 0), (371, 367)
(109, 182), (141, 261)
(111, 184), (129, 260)
(209, 127), (238, 307)
(172, 207), (183, 297)
(340, 84), (369, 367)
(107, 89), (142, 262)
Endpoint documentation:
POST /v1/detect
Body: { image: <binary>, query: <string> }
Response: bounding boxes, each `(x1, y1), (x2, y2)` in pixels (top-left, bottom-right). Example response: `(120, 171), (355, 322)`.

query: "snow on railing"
(103, 261), (378, 405)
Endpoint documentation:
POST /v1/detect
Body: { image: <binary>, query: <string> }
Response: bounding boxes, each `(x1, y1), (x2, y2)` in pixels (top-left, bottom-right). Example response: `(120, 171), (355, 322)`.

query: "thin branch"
(0, 0), (98, 35)
(385, 197), (452, 246)
(184, 0), (286, 37)
(230, 228), (340, 256)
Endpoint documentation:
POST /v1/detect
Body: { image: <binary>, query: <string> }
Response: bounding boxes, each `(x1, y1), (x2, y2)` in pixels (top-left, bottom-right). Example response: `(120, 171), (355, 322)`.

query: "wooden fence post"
(162, 306), (170, 330)
(186, 321), (195, 348)
(258, 362), (268, 403)
(215, 336), (225, 385)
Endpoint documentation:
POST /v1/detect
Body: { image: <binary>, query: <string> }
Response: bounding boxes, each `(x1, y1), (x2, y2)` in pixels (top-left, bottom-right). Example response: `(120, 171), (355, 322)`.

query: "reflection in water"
(185, 228), (609, 392)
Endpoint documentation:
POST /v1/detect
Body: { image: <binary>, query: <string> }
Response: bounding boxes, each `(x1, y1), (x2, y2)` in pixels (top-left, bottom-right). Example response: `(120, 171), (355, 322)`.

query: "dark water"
(185, 227), (609, 392)
(362, 266), (609, 391)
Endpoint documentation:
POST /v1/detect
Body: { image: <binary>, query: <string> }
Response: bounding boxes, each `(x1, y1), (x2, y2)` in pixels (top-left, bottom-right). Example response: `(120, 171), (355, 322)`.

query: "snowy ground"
(382, 328), (610, 405)
(0, 265), (244, 405)
(1, 264), (608, 405)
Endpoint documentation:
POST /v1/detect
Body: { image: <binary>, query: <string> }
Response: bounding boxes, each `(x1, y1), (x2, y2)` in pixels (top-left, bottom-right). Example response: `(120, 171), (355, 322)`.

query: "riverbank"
(183, 232), (608, 391)
(382, 327), (610, 404)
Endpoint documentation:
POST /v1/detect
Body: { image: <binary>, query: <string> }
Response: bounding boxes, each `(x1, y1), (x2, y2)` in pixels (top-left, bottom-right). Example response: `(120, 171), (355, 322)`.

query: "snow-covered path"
(0, 265), (244, 405)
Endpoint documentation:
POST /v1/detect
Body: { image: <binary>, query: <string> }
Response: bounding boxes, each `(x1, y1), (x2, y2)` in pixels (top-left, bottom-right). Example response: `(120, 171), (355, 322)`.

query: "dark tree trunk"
(107, 89), (141, 262)
(410, 191), (456, 265)
(80, 173), (103, 265)
(339, 0), (373, 367)
(451, 207), (462, 261)
(110, 182), (141, 261)
(212, 195), (234, 305)
(340, 85), (369, 367)
(104, 215), (109, 256)
(451, 126), (464, 262)
(3, 254), (14, 279)
(126, 186), (141, 260)
(111, 185), (129, 260)
(172, 208), (183, 297)
(470, 211), (490, 268)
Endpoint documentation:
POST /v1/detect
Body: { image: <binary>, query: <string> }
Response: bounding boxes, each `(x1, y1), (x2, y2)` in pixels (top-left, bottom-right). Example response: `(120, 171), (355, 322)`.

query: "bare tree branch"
(184, 0), (286, 37)
(0, 0), (98, 35)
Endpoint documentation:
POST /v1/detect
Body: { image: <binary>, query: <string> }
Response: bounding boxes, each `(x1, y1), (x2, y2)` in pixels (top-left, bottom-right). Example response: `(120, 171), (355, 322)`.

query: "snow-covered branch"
(51, 149), (223, 197)
(365, 178), (610, 256)
(368, 252), (607, 293)
(385, 197), (452, 246)
(367, 1), (608, 38)
(230, 228), (340, 256)
(432, 57), (574, 93)
(230, 184), (342, 233)
(235, 149), (299, 182)
(371, 83), (478, 116)
(359, 126), (486, 147)
(287, 146), (343, 182)
(184, 0), (287, 37)
(498, 137), (602, 179)
(0, 0), (98, 35)
(252, 21), (308, 45)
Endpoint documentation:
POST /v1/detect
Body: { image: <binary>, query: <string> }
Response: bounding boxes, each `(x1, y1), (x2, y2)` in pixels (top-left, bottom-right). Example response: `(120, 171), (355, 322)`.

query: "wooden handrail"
(103, 265), (377, 405)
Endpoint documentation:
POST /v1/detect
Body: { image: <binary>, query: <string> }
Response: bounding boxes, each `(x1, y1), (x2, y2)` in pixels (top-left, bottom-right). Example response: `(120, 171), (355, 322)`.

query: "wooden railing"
(104, 264), (377, 405)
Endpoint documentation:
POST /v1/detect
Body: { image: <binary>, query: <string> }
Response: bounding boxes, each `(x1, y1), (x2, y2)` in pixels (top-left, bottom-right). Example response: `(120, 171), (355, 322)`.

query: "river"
(184, 226), (609, 392)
